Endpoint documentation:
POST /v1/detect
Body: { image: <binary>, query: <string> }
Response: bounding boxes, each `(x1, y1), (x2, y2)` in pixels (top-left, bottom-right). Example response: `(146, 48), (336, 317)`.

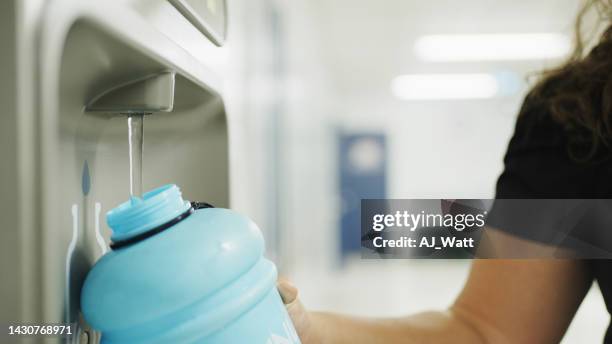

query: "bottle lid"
(107, 184), (191, 242)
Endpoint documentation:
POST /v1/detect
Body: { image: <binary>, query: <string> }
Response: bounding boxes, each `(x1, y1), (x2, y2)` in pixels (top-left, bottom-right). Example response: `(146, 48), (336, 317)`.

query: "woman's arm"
(280, 258), (592, 343)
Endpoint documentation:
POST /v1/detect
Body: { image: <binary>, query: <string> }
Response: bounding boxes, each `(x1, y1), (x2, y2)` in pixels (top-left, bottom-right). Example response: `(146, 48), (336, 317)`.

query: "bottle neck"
(107, 184), (192, 243)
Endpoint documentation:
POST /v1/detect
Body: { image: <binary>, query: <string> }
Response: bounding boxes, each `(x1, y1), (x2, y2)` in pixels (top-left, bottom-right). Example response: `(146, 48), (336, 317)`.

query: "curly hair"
(530, 0), (612, 161)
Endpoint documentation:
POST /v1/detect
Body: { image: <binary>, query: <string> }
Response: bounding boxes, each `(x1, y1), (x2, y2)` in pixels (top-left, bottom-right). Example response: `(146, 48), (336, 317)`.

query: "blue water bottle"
(81, 184), (300, 344)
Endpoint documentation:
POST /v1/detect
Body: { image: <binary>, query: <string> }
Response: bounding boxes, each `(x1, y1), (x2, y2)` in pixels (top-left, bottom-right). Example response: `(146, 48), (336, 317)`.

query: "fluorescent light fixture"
(414, 33), (571, 62)
(391, 73), (499, 100)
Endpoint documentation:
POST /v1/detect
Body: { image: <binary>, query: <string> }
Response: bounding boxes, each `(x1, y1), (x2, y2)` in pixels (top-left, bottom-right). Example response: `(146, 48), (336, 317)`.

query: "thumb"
(278, 278), (299, 304)
(278, 278), (306, 322)
(277, 278), (321, 344)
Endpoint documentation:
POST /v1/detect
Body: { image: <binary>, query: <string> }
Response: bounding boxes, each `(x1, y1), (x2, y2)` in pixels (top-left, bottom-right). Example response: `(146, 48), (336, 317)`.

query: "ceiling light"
(391, 73), (499, 100)
(414, 33), (571, 62)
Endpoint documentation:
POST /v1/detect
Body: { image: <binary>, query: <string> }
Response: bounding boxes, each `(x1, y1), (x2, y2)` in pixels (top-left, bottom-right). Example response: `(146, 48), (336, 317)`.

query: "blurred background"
(226, 0), (609, 342)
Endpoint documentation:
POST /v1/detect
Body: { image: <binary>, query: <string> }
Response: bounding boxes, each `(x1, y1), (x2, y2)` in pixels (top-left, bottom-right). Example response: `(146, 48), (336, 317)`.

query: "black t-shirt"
(493, 95), (612, 342)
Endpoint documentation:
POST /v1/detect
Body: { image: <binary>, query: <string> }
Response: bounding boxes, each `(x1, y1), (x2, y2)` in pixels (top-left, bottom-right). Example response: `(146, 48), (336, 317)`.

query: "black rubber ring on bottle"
(191, 201), (215, 210)
(110, 207), (195, 250)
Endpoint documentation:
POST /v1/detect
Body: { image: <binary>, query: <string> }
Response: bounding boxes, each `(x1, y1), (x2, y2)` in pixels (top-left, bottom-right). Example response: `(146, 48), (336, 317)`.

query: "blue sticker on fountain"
(82, 160), (91, 196)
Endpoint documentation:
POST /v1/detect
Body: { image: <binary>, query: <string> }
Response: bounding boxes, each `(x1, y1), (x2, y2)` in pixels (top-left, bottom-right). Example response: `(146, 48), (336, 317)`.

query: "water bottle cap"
(107, 184), (191, 242)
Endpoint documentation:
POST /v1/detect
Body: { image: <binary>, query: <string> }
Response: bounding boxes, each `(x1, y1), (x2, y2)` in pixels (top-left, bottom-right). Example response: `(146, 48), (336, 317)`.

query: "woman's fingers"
(277, 278), (322, 344)
(278, 278), (308, 332)
(278, 278), (298, 304)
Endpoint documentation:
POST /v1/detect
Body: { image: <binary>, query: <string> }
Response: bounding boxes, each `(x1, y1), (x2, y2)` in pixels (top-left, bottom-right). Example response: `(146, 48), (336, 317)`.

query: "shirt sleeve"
(486, 96), (612, 257)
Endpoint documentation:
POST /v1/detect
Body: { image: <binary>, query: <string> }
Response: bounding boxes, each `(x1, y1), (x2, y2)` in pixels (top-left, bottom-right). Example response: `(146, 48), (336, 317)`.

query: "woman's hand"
(277, 278), (322, 344)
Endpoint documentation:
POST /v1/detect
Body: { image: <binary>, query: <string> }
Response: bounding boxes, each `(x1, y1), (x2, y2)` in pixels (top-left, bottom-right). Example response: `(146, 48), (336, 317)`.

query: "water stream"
(127, 114), (144, 199)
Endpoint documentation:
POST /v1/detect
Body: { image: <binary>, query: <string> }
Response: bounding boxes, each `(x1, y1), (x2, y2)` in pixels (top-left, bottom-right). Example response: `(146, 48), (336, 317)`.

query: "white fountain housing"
(0, 0), (233, 341)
